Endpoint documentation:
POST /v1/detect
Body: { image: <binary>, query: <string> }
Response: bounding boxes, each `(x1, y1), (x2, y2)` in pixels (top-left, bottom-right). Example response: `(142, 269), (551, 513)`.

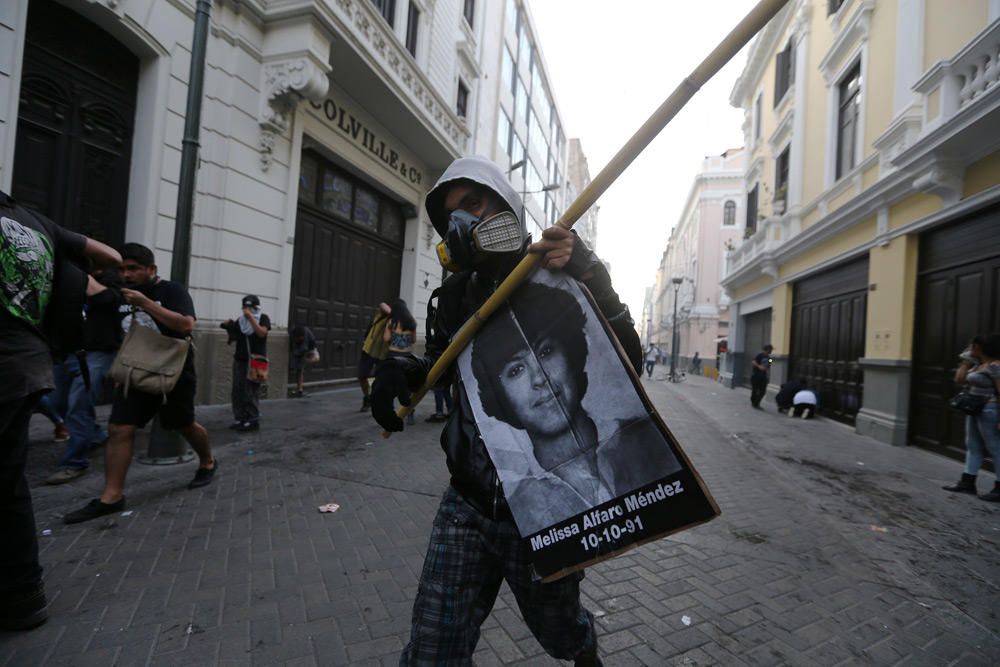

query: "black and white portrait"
(458, 268), (682, 537)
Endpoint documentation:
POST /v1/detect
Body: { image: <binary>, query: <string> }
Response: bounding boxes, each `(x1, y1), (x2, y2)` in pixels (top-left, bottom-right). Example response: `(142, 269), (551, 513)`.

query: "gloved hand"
(371, 355), (426, 432)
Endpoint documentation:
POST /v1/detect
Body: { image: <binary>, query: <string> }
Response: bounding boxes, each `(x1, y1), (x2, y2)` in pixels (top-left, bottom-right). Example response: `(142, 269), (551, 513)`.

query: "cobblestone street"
(2, 375), (998, 666)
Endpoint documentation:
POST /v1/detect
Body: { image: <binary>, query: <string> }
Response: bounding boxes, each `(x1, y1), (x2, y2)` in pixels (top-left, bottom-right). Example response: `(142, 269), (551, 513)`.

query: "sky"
(528, 0), (758, 320)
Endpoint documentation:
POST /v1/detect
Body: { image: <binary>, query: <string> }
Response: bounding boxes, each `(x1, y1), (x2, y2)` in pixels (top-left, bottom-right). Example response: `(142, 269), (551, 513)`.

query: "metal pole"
(670, 285), (679, 378)
(141, 0), (211, 465)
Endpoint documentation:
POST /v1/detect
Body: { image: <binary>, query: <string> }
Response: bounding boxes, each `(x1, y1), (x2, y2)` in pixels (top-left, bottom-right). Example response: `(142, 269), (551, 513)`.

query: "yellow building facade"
(722, 0), (1000, 457)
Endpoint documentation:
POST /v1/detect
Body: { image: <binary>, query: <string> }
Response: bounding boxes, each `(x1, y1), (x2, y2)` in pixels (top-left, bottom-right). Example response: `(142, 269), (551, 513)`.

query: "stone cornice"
(818, 0), (875, 84)
(730, 0), (798, 107)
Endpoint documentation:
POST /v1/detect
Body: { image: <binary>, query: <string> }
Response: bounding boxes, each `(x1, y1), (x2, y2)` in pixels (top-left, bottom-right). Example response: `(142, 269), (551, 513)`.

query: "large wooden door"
(12, 0), (138, 247)
(789, 257), (868, 425)
(910, 207), (1000, 460)
(290, 151), (406, 382)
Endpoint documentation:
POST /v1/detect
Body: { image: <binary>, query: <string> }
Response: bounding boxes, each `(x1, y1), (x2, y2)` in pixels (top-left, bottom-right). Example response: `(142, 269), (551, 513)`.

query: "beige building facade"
(723, 0), (1000, 458)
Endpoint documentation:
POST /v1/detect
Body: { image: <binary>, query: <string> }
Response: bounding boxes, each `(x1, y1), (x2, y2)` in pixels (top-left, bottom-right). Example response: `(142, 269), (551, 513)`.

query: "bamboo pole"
(384, 0), (791, 436)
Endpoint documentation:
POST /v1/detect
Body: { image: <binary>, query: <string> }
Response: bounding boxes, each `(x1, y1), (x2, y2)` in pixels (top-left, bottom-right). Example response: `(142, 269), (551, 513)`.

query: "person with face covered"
(63, 243), (217, 524)
(370, 156), (641, 666)
(471, 282), (678, 535)
(221, 295), (271, 432)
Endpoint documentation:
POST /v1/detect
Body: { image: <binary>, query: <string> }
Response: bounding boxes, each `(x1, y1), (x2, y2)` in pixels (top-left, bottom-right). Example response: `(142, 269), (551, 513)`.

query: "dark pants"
(793, 404), (816, 418)
(0, 394), (43, 596)
(750, 373), (768, 406)
(51, 351), (115, 470)
(433, 387), (453, 415)
(401, 486), (595, 664)
(645, 361), (655, 377)
(231, 359), (260, 424)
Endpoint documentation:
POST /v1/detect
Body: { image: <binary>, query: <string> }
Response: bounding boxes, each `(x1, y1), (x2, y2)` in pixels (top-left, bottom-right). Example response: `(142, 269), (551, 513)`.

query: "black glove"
(371, 355), (427, 431)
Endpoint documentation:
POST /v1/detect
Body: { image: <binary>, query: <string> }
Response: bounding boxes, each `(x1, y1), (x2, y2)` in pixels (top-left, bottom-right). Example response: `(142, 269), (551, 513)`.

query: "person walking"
(45, 266), (123, 484)
(0, 190), (121, 630)
(645, 344), (658, 378)
(384, 299), (417, 425)
(289, 325), (318, 398)
(690, 351), (702, 375)
(64, 243), (217, 524)
(943, 334), (1000, 502)
(221, 295), (270, 432)
(357, 302), (391, 412)
(370, 156), (634, 666)
(750, 344), (773, 409)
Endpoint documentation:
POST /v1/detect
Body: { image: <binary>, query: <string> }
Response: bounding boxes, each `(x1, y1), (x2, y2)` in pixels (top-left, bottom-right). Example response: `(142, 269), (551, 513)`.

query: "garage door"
(910, 206), (1000, 460)
(789, 257), (868, 425)
(290, 151), (405, 382)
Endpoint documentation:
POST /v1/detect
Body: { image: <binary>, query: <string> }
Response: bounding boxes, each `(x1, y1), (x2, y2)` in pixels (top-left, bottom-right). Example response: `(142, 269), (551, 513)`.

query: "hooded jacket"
(409, 157), (642, 522)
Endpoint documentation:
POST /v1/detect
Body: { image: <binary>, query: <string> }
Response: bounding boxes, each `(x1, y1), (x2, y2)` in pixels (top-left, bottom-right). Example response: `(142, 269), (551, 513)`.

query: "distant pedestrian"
(289, 325), (318, 398)
(64, 243), (217, 525)
(0, 190), (121, 630)
(221, 295), (270, 432)
(750, 344), (773, 409)
(775, 377), (803, 414)
(645, 344), (658, 377)
(690, 351), (702, 374)
(45, 265), (123, 484)
(384, 299), (417, 425)
(357, 302), (391, 412)
(792, 387), (818, 419)
(942, 334), (1000, 502)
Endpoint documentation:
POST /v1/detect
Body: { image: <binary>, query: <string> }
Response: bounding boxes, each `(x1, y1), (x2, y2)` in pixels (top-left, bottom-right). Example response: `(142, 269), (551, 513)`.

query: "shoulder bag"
(246, 336), (269, 383)
(110, 315), (191, 401)
(949, 389), (991, 416)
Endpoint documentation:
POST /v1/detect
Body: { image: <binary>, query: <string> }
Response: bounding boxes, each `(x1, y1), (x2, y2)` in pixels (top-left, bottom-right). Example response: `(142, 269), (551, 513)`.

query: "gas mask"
(436, 209), (525, 272)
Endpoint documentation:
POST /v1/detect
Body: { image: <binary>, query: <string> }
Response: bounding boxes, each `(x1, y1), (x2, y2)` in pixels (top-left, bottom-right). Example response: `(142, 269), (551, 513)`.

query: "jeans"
(50, 351), (115, 470)
(433, 387), (453, 415)
(964, 402), (1000, 477)
(34, 394), (62, 426)
(0, 394), (43, 595)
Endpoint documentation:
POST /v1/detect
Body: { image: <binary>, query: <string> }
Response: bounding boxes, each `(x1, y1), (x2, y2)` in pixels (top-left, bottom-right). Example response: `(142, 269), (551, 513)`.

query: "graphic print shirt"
(0, 193), (86, 401)
(118, 278), (198, 378)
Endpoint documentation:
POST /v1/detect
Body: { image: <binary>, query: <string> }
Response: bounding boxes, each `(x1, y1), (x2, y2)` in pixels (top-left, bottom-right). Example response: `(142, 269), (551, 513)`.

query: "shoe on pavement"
(425, 413), (446, 423)
(46, 468), (86, 485)
(360, 396), (371, 412)
(0, 583), (48, 631)
(979, 482), (1000, 502)
(53, 424), (70, 442)
(235, 421), (259, 432)
(188, 460), (218, 489)
(64, 497), (126, 524)
(228, 421), (242, 430)
(942, 473), (977, 494)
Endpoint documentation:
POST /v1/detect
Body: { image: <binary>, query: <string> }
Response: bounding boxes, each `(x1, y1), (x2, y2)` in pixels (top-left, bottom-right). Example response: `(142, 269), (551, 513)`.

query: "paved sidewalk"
(1, 377), (998, 665)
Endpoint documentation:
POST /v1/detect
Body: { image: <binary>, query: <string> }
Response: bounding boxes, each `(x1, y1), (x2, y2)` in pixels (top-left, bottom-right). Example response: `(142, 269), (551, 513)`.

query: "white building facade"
(650, 149), (745, 371)
(0, 0), (572, 401)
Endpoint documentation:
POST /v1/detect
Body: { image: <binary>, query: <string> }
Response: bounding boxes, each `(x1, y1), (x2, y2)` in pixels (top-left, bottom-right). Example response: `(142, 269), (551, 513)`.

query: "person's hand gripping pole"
(381, 0), (791, 437)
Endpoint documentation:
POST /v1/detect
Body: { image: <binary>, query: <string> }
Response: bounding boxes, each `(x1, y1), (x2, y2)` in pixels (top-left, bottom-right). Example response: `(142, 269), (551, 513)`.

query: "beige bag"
(110, 317), (191, 400)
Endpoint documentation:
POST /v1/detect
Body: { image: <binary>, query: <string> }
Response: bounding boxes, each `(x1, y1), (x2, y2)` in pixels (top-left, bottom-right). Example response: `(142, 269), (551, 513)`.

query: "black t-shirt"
(117, 278), (197, 376)
(85, 287), (124, 353)
(233, 313), (271, 361)
(0, 193), (86, 402)
(752, 351), (771, 377)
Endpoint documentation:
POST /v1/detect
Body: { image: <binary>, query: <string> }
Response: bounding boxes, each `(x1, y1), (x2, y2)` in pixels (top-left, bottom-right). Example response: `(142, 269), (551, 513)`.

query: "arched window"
(723, 200), (736, 226)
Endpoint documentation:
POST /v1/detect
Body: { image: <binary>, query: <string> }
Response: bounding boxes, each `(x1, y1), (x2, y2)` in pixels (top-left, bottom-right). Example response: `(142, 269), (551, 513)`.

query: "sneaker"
(188, 460), (218, 489)
(64, 497), (126, 524)
(0, 583), (48, 631)
(235, 421), (259, 432)
(53, 424), (70, 442)
(425, 413), (446, 423)
(46, 468), (86, 485)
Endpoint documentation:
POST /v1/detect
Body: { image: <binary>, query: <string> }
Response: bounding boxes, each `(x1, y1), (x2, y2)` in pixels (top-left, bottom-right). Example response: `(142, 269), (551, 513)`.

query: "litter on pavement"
(318, 503), (341, 513)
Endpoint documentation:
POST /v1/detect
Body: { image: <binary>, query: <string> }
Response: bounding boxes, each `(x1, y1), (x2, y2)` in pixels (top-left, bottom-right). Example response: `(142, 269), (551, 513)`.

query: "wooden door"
(740, 308), (772, 388)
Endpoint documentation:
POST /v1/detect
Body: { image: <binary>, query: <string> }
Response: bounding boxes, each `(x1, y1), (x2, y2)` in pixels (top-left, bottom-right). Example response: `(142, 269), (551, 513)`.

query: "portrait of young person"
(460, 269), (685, 538)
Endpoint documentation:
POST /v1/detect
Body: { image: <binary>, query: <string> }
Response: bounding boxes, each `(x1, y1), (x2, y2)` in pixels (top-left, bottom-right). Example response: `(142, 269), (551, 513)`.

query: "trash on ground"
(121, 511), (133, 517)
(869, 525), (888, 533)
(681, 615), (692, 626)
(856, 461), (865, 466)
(592, 609), (606, 618)
(318, 503), (341, 513)
(41, 529), (52, 536)
(364, 441), (374, 446)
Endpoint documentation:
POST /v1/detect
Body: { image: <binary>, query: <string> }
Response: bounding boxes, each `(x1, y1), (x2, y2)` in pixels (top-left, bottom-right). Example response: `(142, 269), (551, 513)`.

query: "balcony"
(724, 213), (786, 278)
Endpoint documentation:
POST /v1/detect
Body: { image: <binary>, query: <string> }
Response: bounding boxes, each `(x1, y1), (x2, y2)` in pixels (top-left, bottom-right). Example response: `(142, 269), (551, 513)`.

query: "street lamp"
(669, 276), (683, 378)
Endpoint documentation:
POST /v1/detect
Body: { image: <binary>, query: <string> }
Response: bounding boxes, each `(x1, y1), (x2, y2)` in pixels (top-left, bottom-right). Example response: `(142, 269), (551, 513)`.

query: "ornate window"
(723, 200), (736, 226)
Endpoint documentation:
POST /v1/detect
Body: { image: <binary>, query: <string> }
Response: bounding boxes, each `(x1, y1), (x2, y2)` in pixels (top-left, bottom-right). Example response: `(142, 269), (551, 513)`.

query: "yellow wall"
(730, 274), (774, 303)
(863, 1), (897, 160)
(963, 151), (1000, 198)
(771, 283), (793, 355)
(827, 184), (856, 215)
(801, 206), (822, 230)
(779, 217), (877, 279)
(865, 235), (919, 360)
(924, 0), (989, 70)
(888, 193), (942, 230)
(801, 14), (834, 206)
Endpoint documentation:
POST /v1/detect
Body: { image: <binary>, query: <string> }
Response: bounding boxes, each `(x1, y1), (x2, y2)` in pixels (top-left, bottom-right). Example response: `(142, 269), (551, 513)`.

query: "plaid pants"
(400, 486), (596, 666)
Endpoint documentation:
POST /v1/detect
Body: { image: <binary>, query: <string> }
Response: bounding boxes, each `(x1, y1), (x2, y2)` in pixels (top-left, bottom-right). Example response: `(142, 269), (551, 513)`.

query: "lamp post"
(669, 276), (683, 378)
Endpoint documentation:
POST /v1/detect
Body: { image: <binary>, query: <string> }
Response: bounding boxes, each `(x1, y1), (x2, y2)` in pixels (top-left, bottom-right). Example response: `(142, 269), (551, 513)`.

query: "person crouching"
(221, 295), (271, 432)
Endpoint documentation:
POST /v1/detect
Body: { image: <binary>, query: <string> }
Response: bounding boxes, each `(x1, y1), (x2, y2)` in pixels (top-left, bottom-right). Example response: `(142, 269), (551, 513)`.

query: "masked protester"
(221, 295), (271, 431)
(370, 156), (640, 666)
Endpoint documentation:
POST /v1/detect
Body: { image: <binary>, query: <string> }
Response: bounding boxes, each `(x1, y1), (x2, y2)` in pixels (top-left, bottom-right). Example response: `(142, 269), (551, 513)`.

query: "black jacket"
(411, 237), (642, 520)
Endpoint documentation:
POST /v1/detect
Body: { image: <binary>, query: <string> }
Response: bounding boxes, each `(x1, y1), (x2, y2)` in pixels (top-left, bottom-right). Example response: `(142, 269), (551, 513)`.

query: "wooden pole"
(384, 0), (791, 436)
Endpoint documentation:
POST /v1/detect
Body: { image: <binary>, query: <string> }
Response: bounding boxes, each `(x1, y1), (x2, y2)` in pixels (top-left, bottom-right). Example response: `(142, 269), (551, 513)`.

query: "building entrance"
(290, 150), (406, 382)
(12, 0), (138, 248)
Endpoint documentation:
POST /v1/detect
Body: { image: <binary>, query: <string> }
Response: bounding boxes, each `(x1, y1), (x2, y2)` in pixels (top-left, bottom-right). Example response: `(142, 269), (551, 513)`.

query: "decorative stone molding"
(911, 160), (963, 204)
(258, 57), (330, 170)
(819, 0), (875, 85)
(872, 105), (923, 176)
